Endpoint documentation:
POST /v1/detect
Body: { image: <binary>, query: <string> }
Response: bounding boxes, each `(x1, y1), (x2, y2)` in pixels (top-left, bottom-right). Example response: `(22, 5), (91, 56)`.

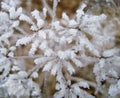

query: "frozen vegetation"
(0, 0), (120, 98)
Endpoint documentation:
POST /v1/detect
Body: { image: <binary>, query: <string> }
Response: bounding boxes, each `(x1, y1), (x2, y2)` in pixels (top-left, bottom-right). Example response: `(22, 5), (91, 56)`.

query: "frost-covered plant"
(0, 1), (41, 98)
(0, 1), (22, 78)
(0, 0), (119, 98)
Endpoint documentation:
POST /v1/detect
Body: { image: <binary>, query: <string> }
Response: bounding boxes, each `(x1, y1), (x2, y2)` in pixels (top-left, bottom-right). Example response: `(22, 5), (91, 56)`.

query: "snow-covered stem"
(52, 0), (59, 21)
(65, 71), (97, 88)
(43, 72), (49, 98)
(15, 27), (28, 35)
(27, 64), (41, 78)
(70, 76), (97, 88)
(9, 55), (42, 59)
(42, 0), (53, 19)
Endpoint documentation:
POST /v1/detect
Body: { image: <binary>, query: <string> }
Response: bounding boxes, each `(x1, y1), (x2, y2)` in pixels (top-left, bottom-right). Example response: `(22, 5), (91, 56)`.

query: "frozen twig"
(42, 0), (54, 19)
(70, 76), (97, 88)
(15, 27), (28, 35)
(65, 71), (96, 88)
(9, 55), (41, 59)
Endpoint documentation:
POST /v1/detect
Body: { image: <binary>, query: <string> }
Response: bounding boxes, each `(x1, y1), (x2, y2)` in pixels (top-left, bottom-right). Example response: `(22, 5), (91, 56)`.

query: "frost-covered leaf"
(19, 14), (33, 24)
(51, 62), (60, 76)
(42, 60), (55, 72)
(3, 78), (41, 98)
(11, 66), (21, 71)
(17, 71), (28, 78)
(59, 36), (66, 45)
(72, 86), (95, 98)
(63, 60), (75, 75)
(57, 50), (75, 60)
(31, 10), (45, 29)
(16, 35), (34, 46)
(30, 24), (38, 31)
(74, 81), (89, 89)
(76, 3), (86, 21)
(31, 9), (41, 20)
(0, 32), (12, 45)
(9, 7), (22, 19)
(57, 50), (68, 60)
(0, 48), (7, 55)
(37, 19), (45, 29)
(1, 2), (11, 11)
(31, 72), (38, 79)
(52, 21), (63, 31)
(29, 39), (40, 55)
(43, 7), (47, 18)
(44, 49), (54, 57)
(12, 20), (19, 27)
(62, 12), (69, 21)
(8, 52), (14, 57)
(0, 12), (9, 23)
(68, 20), (78, 28)
(102, 48), (119, 57)
(38, 30), (46, 39)
(72, 58), (83, 67)
(39, 40), (48, 50)
(109, 80), (120, 97)
(34, 57), (54, 65)
(9, 46), (16, 51)
(0, 56), (11, 77)
(54, 79), (94, 98)
(69, 29), (78, 36)
(79, 36), (100, 57)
